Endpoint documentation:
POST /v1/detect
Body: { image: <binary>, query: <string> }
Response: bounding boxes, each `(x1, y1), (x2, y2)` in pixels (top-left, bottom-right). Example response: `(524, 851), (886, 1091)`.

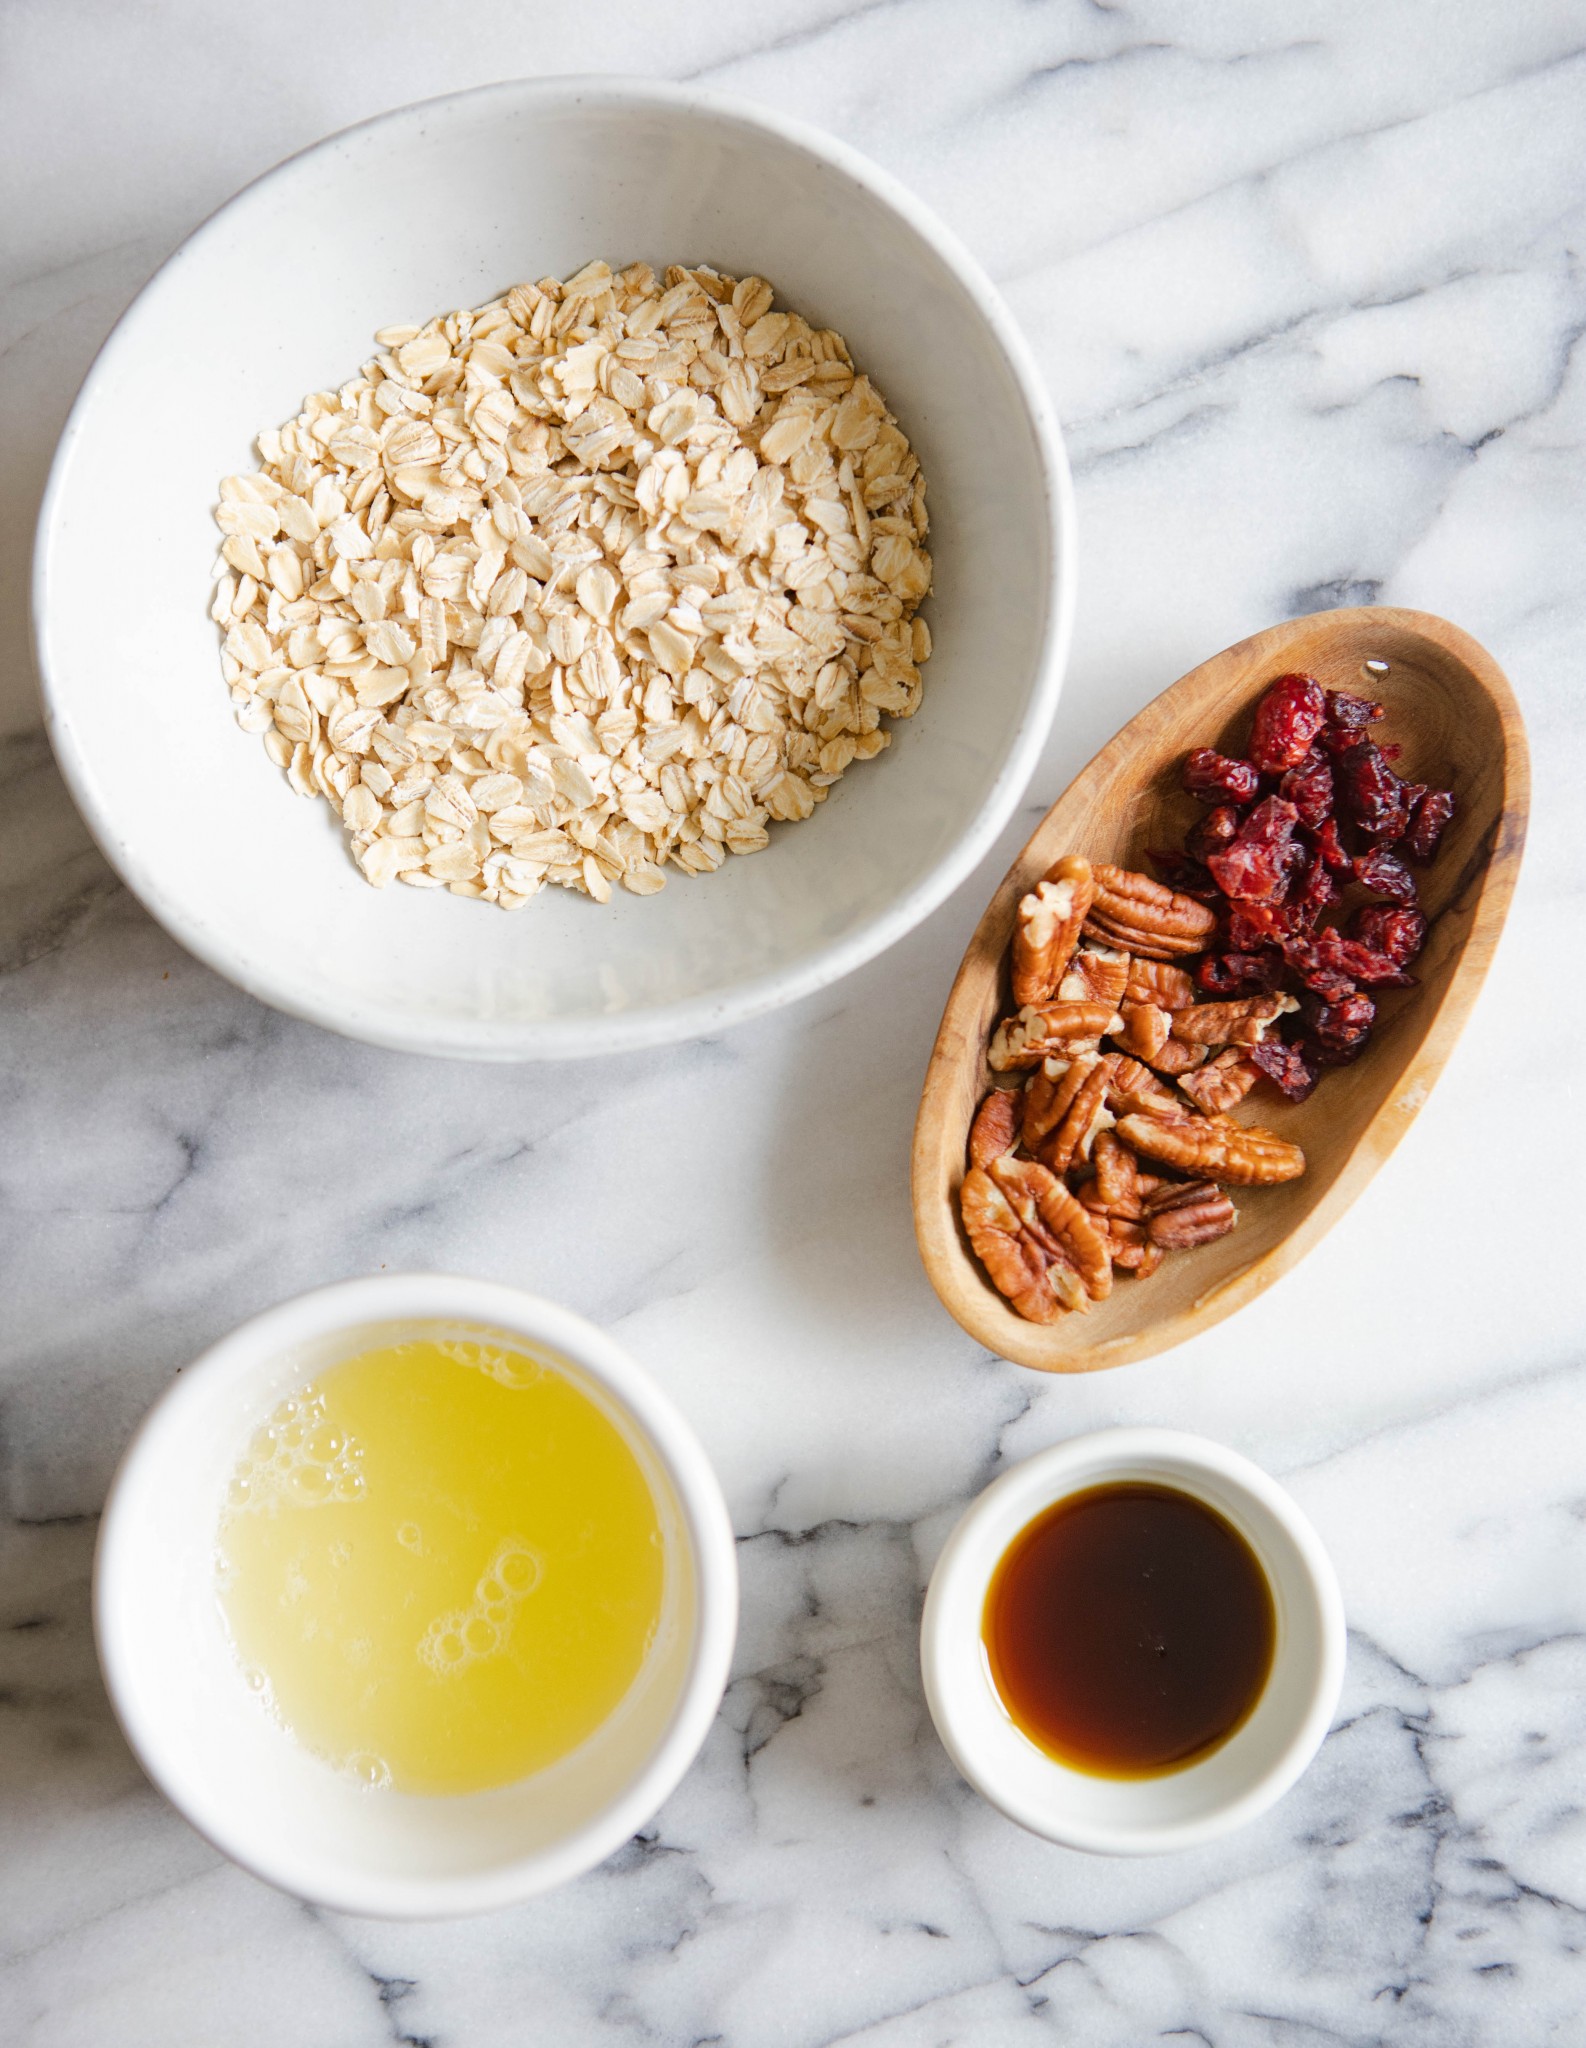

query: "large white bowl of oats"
(35, 78), (1072, 1059)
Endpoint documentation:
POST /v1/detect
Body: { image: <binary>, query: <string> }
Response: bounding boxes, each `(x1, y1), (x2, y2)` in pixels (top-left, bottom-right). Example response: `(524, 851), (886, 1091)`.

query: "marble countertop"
(3, 2), (1583, 2042)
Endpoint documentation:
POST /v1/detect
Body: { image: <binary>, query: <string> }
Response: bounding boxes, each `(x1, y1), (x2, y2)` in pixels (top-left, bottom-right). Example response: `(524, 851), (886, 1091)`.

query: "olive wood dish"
(911, 606), (1528, 1373)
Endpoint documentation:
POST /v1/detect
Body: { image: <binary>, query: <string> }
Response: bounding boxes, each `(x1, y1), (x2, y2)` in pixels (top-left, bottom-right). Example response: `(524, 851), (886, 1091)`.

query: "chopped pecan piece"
(967, 1087), (1021, 1171)
(1111, 1000), (1171, 1063)
(1169, 992), (1299, 1047)
(1059, 943), (1130, 1010)
(1125, 958), (1195, 1009)
(1011, 855), (1095, 1006)
(960, 1167), (1070, 1323)
(1177, 1048), (1259, 1114)
(1117, 1112), (1306, 1186)
(1148, 1037), (1210, 1076)
(990, 1155), (1112, 1305)
(1023, 1056), (1093, 1151)
(1086, 865), (1218, 959)
(1036, 1054), (1117, 1177)
(988, 1002), (1124, 1072)
(1105, 1056), (1183, 1119)
(1144, 1180), (1239, 1248)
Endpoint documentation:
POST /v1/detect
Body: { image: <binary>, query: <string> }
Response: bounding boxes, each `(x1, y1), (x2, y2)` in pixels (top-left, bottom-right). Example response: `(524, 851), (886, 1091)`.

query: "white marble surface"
(3, 1), (1584, 2041)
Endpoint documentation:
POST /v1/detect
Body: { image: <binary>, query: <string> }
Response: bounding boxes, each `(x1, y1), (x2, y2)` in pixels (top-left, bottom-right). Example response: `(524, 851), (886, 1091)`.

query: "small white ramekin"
(94, 1275), (738, 1917)
(920, 1428), (1344, 1856)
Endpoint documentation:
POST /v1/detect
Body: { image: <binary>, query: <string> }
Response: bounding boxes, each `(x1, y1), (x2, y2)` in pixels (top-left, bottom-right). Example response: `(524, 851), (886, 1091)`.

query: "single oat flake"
(210, 260), (933, 907)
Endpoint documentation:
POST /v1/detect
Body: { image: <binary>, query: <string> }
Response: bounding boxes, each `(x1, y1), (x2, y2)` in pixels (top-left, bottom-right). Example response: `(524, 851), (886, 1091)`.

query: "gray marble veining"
(2, 2), (1583, 2042)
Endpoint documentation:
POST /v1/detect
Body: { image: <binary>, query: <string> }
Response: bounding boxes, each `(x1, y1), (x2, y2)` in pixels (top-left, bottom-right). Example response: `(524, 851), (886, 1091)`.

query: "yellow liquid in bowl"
(216, 1338), (666, 1795)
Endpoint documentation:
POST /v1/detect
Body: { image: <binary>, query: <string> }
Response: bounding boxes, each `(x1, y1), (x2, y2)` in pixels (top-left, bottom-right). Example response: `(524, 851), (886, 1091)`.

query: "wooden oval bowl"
(912, 607), (1528, 1373)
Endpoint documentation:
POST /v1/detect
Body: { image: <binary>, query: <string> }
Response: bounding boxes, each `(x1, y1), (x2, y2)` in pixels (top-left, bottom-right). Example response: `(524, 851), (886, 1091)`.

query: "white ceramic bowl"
(920, 1429), (1345, 1856)
(94, 1275), (738, 1917)
(35, 77), (1072, 1061)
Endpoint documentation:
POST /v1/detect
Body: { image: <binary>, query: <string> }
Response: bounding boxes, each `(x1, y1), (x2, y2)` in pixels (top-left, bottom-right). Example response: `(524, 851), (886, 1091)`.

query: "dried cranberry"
(1196, 951), (1284, 997)
(1145, 849), (1220, 901)
(1406, 788), (1455, 862)
(1337, 740), (1411, 840)
(1324, 689), (1384, 734)
(1182, 748), (1260, 805)
(1206, 797), (1300, 902)
(1307, 1034), (1371, 1069)
(1286, 928), (1416, 991)
(1247, 1038), (1318, 1100)
(1225, 901), (1290, 950)
(1313, 966), (1359, 1005)
(1279, 933), (1352, 1001)
(1186, 804), (1242, 863)
(1353, 846), (1419, 906)
(1314, 817), (1353, 872)
(1310, 989), (1376, 1051)
(1287, 849), (1340, 929)
(1279, 749), (1334, 830)
(1248, 673), (1327, 773)
(1352, 904), (1427, 966)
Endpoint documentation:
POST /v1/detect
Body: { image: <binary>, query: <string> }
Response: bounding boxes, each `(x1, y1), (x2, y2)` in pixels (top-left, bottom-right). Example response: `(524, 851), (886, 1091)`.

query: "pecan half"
(960, 1167), (1069, 1322)
(1105, 1055), (1183, 1119)
(1169, 992), (1300, 1047)
(1177, 1047), (1259, 1115)
(1144, 1180), (1239, 1248)
(1125, 958), (1195, 1009)
(1111, 1000), (1172, 1063)
(1011, 856), (1095, 1006)
(1036, 1054), (1117, 1177)
(1085, 864), (1218, 959)
(988, 1002), (1124, 1072)
(990, 1155), (1112, 1304)
(1084, 1128), (1143, 1219)
(1059, 943), (1130, 1010)
(967, 1087), (1021, 1171)
(1022, 1055), (1090, 1152)
(1089, 1212), (1162, 1276)
(1116, 1112), (1307, 1186)
(1148, 1037), (1210, 1076)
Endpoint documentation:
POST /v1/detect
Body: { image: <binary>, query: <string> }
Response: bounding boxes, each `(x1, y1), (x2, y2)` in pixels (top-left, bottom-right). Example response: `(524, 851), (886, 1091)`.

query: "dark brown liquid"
(983, 1482), (1275, 1777)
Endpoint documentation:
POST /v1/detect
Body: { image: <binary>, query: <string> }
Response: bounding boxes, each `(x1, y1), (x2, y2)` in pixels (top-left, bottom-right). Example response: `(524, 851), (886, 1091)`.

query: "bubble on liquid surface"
(438, 1339), (546, 1391)
(417, 1538), (542, 1677)
(225, 1386), (363, 1515)
(396, 1522), (423, 1554)
(497, 1544), (539, 1596)
(345, 1752), (392, 1791)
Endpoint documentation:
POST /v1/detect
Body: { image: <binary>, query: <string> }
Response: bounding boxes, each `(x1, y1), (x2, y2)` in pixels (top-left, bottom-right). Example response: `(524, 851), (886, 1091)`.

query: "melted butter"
(216, 1338), (665, 1795)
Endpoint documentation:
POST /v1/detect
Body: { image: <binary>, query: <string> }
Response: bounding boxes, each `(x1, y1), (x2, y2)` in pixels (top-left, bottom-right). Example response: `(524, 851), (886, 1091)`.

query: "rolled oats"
(213, 261), (932, 906)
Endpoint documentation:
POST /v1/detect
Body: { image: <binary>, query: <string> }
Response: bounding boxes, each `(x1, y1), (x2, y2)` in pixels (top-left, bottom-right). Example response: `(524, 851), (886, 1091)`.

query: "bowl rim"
(31, 72), (1075, 1063)
(919, 1427), (1346, 1855)
(92, 1273), (740, 1918)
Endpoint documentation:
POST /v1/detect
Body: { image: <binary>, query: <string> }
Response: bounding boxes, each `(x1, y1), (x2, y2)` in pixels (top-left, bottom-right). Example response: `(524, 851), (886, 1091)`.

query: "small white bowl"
(35, 76), (1073, 1061)
(920, 1428), (1344, 1856)
(94, 1275), (738, 1918)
